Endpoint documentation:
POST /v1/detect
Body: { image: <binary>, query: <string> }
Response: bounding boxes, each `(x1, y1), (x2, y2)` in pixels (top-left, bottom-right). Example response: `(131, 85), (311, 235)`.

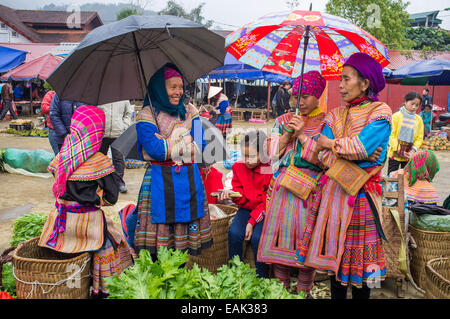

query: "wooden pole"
(208, 76), (211, 105)
(267, 82), (271, 119)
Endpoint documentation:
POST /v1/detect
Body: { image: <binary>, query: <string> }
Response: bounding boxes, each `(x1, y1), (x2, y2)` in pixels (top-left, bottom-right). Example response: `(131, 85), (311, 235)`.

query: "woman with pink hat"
(257, 70), (328, 297)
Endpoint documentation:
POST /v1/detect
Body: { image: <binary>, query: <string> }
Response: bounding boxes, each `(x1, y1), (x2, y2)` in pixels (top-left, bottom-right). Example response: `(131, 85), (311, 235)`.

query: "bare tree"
(286, 0), (300, 10)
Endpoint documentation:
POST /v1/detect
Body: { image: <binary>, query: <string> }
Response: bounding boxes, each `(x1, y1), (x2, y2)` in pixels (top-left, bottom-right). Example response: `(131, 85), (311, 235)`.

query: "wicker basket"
(381, 206), (406, 280)
(12, 237), (92, 299)
(425, 257), (450, 299)
(409, 225), (450, 289)
(187, 204), (237, 273)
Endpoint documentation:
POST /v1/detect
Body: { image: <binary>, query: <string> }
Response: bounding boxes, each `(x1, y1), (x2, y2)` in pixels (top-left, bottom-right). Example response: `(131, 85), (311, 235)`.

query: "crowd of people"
(1, 51), (444, 299)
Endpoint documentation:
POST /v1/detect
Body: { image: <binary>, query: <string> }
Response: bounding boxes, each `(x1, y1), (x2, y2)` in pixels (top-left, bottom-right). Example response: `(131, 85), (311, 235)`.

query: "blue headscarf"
(143, 63), (186, 120)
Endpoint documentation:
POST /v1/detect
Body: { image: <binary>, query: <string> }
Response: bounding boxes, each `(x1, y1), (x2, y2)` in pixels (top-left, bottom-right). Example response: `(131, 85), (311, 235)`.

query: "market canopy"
(387, 59), (450, 86)
(0, 46), (27, 73)
(0, 53), (63, 81)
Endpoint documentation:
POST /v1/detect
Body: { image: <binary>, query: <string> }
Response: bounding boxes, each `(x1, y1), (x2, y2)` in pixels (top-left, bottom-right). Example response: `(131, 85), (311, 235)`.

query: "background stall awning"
(0, 53), (63, 81)
(0, 45), (27, 73)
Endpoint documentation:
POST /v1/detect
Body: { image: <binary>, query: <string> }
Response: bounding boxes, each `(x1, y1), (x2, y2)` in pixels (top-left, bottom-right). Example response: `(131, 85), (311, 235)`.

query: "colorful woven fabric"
(404, 149), (439, 187)
(51, 105), (105, 198)
(404, 179), (439, 204)
(215, 94), (232, 134)
(397, 106), (416, 144)
(134, 166), (213, 256)
(91, 238), (133, 295)
(291, 70), (326, 99)
(48, 152), (114, 182)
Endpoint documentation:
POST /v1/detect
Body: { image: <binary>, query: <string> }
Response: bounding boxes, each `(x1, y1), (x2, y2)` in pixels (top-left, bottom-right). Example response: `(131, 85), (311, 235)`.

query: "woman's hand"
(244, 223), (254, 241)
(317, 134), (334, 150)
(288, 114), (305, 137)
(218, 189), (232, 202)
(368, 147), (383, 162)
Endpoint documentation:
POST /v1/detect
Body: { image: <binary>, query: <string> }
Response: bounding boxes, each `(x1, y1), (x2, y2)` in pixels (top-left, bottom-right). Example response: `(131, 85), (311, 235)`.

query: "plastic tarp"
(388, 59), (450, 86)
(0, 46), (27, 73)
(0, 53), (63, 81)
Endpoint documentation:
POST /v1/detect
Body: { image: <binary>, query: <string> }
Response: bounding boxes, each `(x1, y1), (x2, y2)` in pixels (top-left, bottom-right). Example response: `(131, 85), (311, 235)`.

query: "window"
(11, 31), (18, 38)
(0, 23), (6, 30)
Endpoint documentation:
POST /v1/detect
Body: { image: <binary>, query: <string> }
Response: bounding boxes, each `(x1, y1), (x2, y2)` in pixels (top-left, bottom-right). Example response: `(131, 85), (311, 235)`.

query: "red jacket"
(231, 161), (273, 226)
(200, 166), (224, 205)
(40, 90), (55, 129)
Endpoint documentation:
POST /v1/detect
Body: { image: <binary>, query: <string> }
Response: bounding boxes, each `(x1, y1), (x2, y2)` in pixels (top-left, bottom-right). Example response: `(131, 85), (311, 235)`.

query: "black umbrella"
(111, 116), (229, 166)
(47, 14), (225, 106)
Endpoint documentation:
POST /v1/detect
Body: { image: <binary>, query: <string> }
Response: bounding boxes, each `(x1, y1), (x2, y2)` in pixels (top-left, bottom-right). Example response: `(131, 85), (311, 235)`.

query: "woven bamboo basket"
(187, 204), (237, 273)
(12, 237), (92, 299)
(425, 257), (450, 299)
(381, 206), (406, 280)
(409, 225), (450, 289)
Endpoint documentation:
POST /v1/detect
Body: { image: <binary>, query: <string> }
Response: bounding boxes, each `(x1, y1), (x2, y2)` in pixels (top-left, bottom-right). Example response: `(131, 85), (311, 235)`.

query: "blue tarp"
(389, 59), (450, 85)
(0, 46), (27, 73)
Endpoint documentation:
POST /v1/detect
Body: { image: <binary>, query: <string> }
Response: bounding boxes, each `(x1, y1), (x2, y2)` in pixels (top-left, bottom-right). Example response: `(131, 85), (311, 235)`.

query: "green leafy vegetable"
(9, 213), (47, 247)
(106, 247), (304, 299)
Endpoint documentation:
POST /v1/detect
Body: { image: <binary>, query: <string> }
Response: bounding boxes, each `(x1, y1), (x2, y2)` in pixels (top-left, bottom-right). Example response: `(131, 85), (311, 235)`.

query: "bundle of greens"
(106, 247), (305, 299)
(0, 149), (5, 172)
(1, 213), (47, 297)
(9, 213), (47, 247)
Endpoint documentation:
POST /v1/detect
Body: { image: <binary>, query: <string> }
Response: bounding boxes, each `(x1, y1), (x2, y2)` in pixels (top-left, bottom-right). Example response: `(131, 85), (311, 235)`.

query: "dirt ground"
(1, 116), (449, 299)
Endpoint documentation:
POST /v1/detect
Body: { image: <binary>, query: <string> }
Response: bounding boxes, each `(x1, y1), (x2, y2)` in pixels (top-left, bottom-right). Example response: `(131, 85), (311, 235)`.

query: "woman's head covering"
(291, 70), (326, 99)
(343, 52), (385, 101)
(208, 86), (223, 99)
(144, 63), (186, 120)
(404, 150), (440, 187)
(52, 105), (105, 198)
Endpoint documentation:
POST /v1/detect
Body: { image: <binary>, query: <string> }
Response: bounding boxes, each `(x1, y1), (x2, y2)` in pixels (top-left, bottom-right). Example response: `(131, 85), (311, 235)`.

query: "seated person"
(219, 130), (272, 278)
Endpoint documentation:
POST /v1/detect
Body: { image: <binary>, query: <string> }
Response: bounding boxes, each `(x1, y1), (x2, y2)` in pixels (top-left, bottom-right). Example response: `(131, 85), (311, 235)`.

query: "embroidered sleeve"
(388, 112), (401, 154)
(136, 120), (171, 161)
(300, 136), (321, 166)
(333, 119), (391, 161)
(413, 116), (424, 151)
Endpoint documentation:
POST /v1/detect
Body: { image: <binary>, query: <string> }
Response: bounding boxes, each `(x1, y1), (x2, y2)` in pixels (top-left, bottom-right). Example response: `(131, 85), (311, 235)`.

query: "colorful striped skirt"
(134, 165), (213, 256)
(215, 112), (232, 135)
(257, 167), (313, 268)
(296, 181), (386, 288)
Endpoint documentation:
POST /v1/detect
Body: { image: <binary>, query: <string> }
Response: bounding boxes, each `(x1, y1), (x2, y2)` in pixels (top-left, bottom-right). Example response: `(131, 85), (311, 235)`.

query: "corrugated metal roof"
(387, 50), (450, 70)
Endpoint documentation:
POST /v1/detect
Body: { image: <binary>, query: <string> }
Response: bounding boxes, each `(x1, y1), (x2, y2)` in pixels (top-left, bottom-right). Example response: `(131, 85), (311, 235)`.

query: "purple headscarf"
(343, 53), (385, 101)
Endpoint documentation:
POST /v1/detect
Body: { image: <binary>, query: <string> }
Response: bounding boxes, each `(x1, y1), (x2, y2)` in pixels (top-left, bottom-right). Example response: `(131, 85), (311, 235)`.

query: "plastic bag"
(4, 148), (54, 173)
(208, 204), (228, 220)
(410, 212), (450, 232)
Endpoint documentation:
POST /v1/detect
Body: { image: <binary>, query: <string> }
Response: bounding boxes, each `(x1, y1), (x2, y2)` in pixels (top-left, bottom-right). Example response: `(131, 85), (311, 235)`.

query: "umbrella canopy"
(0, 46), (27, 73)
(225, 10), (390, 80)
(47, 14), (226, 106)
(0, 54), (63, 81)
(388, 59), (450, 86)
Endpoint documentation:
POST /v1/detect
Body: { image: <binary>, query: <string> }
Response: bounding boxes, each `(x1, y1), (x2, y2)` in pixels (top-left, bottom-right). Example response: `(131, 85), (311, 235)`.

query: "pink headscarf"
(165, 67), (182, 80)
(292, 70), (326, 99)
(52, 105), (105, 198)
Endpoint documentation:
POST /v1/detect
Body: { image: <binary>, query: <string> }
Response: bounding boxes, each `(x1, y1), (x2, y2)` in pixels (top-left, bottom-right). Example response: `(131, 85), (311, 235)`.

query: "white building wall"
(0, 22), (32, 43)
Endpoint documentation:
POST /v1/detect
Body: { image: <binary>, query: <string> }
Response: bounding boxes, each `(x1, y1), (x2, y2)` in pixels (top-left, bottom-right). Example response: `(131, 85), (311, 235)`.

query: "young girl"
(219, 130), (272, 278)
(420, 104), (432, 138)
(388, 92), (424, 175)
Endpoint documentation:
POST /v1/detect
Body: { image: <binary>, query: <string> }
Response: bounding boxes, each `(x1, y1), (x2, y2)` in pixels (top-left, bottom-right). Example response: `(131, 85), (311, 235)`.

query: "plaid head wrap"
(51, 105), (106, 198)
(404, 150), (440, 187)
(292, 70), (326, 99)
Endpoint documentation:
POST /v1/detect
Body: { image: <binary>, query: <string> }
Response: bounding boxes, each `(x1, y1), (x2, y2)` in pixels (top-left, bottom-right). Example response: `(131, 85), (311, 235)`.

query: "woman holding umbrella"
(209, 86), (232, 136)
(133, 63), (213, 259)
(257, 71), (327, 296)
(296, 53), (392, 299)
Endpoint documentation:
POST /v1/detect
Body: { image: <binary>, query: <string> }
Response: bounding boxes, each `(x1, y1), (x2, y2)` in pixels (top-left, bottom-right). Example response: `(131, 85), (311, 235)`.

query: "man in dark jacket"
(0, 81), (17, 120)
(275, 81), (291, 116)
(421, 88), (433, 111)
(49, 93), (84, 151)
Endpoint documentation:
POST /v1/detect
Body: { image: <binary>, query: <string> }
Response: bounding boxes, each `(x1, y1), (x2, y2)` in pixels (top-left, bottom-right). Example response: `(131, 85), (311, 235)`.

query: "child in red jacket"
(219, 130), (272, 277)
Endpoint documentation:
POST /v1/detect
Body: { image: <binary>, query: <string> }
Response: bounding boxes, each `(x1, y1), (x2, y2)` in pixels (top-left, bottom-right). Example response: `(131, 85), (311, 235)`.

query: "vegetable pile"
(106, 247), (305, 299)
(1, 213), (47, 297)
(2, 128), (49, 138)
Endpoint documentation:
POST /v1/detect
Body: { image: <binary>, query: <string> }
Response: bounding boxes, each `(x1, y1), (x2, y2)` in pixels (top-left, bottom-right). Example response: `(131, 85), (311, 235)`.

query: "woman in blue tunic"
(209, 86), (232, 136)
(133, 63), (213, 258)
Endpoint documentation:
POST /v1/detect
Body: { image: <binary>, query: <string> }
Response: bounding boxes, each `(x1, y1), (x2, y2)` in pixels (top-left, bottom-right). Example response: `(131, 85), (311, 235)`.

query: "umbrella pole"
(132, 31), (160, 131)
(267, 82), (271, 119)
(295, 25), (311, 115)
